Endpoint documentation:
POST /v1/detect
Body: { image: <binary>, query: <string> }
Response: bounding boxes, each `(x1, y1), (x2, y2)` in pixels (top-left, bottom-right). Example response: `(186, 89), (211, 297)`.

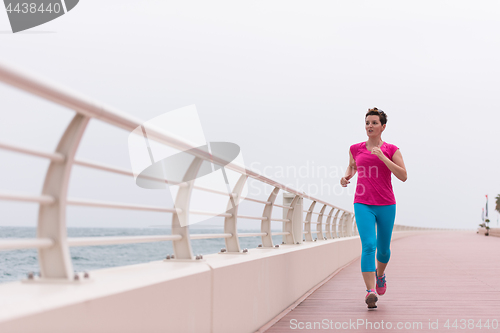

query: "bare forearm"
(380, 156), (407, 182)
(345, 165), (357, 179)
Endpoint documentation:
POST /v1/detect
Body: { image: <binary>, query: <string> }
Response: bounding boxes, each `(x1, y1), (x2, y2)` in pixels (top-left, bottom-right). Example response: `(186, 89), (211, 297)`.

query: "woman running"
(340, 108), (407, 309)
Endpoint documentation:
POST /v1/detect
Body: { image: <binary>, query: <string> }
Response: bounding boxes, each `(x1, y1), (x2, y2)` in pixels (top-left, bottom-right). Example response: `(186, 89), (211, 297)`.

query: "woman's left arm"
(371, 148), (407, 182)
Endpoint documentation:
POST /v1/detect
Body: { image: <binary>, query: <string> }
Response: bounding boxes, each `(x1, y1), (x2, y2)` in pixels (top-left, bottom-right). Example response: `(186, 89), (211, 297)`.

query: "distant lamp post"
(479, 207), (489, 236)
(485, 195), (490, 235)
(485, 194), (489, 219)
(495, 194), (500, 226)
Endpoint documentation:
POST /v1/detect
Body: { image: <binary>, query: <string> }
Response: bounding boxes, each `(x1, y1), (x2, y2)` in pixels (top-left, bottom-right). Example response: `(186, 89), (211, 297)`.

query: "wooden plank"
(262, 232), (500, 333)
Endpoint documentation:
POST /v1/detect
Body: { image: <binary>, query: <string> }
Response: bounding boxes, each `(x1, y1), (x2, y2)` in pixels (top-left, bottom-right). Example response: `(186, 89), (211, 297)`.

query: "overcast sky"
(1, 1), (499, 230)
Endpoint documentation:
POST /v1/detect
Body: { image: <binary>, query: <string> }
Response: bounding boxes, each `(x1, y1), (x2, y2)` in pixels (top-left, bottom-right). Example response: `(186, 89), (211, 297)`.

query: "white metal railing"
(0, 62), (430, 282)
(0, 191), (56, 205)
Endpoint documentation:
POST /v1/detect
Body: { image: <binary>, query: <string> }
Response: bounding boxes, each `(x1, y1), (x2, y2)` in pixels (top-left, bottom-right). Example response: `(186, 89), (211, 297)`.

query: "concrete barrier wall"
(0, 231), (425, 333)
(478, 227), (500, 237)
(477, 227), (500, 237)
(490, 228), (500, 237)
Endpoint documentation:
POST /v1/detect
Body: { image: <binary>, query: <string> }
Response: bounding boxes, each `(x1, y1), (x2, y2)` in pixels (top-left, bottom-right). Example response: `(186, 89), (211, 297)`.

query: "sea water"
(0, 226), (285, 284)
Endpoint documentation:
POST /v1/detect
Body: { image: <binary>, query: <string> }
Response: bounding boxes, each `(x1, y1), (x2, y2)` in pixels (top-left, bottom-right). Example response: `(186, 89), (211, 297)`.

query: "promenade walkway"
(261, 232), (500, 333)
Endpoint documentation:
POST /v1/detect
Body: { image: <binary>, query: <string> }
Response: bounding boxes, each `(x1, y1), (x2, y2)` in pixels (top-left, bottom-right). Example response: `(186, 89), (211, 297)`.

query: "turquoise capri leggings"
(353, 203), (396, 272)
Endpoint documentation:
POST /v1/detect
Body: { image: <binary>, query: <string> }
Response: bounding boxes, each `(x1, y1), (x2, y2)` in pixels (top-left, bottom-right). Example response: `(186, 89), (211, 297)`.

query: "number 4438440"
(5, 3), (62, 14)
(444, 319), (498, 330)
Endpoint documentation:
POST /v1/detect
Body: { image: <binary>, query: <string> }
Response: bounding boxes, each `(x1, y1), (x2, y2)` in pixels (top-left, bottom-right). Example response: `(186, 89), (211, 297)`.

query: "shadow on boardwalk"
(263, 232), (500, 333)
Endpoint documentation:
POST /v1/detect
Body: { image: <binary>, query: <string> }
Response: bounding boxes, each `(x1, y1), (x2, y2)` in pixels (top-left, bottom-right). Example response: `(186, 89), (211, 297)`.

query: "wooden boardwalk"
(262, 232), (500, 332)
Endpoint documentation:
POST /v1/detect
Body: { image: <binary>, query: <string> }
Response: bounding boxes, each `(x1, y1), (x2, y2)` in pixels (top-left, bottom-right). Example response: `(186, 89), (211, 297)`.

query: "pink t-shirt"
(349, 141), (399, 206)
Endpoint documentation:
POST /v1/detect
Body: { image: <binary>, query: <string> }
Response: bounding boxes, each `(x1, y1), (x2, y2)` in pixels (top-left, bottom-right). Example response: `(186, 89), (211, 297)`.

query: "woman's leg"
(374, 205), (396, 276)
(376, 260), (388, 277)
(354, 203), (377, 290)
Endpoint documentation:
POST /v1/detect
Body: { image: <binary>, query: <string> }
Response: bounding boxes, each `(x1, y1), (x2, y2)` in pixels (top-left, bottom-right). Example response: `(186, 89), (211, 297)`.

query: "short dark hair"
(365, 107), (387, 125)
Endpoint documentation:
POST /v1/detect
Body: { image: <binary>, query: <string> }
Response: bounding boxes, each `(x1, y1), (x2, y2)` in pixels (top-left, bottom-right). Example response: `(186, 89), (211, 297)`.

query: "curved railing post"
(304, 201), (316, 242)
(343, 213), (349, 237)
(287, 195), (303, 244)
(171, 157), (204, 259)
(347, 213), (354, 237)
(339, 211), (348, 237)
(282, 195), (296, 244)
(223, 174), (248, 252)
(261, 187), (280, 247)
(344, 212), (351, 237)
(331, 210), (340, 238)
(324, 207), (334, 239)
(316, 204), (327, 240)
(0, 62), (364, 284)
(37, 114), (89, 280)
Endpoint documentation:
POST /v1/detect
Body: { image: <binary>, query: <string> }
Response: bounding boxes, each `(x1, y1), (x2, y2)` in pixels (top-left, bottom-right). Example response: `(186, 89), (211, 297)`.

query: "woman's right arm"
(340, 150), (356, 187)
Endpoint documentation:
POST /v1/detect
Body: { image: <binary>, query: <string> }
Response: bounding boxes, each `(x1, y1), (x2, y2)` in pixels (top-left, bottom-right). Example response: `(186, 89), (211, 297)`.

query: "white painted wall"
(0, 231), (431, 333)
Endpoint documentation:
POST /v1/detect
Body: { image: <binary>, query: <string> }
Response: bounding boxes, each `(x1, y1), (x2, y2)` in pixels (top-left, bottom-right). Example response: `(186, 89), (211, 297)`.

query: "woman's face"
(365, 115), (386, 137)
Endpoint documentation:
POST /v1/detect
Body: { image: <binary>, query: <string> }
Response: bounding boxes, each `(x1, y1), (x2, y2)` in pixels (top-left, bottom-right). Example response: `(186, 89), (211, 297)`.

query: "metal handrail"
(239, 232), (267, 237)
(67, 235), (183, 247)
(243, 197), (271, 205)
(0, 238), (54, 250)
(66, 198), (180, 213)
(190, 210), (232, 218)
(0, 61), (361, 280)
(271, 232), (290, 236)
(273, 203), (293, 210)
(0, 141), (65, 162)
(237, 215), (268, 221)
(0, 62), (352, 213)
(270, 218), (290, 222)
(190, 233), (232, 240)
(0, 191), (55, 205)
